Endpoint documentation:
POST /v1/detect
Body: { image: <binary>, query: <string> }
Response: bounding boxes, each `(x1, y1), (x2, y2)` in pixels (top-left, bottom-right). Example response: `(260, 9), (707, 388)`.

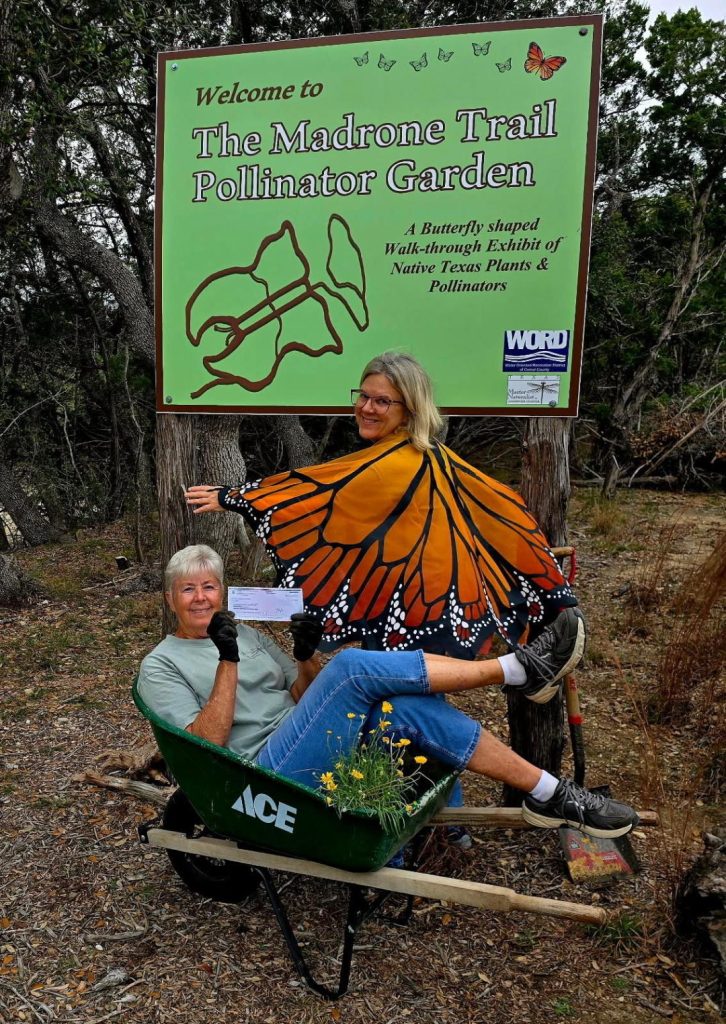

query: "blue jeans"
(255, 648), (481, 790)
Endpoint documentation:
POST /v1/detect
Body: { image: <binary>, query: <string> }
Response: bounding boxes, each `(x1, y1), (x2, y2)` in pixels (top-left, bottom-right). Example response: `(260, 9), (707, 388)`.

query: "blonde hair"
(164, 544), (224, 592)
(360, 351), (443, 451)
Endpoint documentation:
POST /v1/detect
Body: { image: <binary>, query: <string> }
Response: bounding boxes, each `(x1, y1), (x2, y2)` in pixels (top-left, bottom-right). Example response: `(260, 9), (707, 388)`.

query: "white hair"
(164, 544), (224, 592)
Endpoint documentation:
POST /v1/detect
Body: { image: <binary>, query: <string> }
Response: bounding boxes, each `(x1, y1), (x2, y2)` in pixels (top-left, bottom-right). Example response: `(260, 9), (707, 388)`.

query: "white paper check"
(227, 587), (304, 622)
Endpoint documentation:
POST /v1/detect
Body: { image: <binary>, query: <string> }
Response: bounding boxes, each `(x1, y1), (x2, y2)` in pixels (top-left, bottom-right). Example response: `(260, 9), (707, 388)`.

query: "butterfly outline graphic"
(496, 57), (512, 73)
(472, 41), (491, 56)
(410, 52), (428, 72)
(378, 54), (396, 71)
(353, 51), (369, 67)
(524, 41), (567, 80)
(438, 47), (453, 62)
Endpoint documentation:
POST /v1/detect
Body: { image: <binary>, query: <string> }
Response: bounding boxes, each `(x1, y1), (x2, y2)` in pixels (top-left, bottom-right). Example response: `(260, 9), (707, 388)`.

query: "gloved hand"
(207, 610), (240, 663)
(290, 611), (323, 661)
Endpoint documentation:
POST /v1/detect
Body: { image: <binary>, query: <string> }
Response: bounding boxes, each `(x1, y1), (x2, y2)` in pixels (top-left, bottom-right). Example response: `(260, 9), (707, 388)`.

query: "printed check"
(228, 586), (304, 621)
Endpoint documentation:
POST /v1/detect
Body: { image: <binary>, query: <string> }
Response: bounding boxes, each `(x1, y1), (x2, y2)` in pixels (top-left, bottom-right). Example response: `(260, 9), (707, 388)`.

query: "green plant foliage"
(317, 702), (432, 830)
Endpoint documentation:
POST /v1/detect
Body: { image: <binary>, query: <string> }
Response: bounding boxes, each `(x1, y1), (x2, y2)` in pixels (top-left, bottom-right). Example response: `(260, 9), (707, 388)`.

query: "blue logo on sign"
(503, 330), (571, 373)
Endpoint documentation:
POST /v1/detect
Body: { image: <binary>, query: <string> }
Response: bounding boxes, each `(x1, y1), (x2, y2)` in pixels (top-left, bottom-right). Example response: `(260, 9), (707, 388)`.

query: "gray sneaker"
(523, 778), (639, 839)
(511, 607), (586, 704)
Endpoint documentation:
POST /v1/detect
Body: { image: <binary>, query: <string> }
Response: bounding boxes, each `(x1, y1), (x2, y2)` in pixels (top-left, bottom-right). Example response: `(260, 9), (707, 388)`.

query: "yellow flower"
(320, 771), (338, 791)
(396, 738), (411, 747)
(326, 729), (333, 734)
(405, 804), (413, 813)
(378, 719), (392, 729)
(346, 712), (357, 719)
(335, 762), (343, 770)
(396, 770), (404, 778)
(351, 769), (364, 780)
(382, 736), (390, 744)
(381, 700), (394, 713)
(326, 796), (333, 806)
(414, 755), (428, 764)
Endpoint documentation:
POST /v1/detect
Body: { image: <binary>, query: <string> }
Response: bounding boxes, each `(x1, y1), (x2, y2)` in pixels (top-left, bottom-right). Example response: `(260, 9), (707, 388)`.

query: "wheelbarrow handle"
(551, 545), (578, 585)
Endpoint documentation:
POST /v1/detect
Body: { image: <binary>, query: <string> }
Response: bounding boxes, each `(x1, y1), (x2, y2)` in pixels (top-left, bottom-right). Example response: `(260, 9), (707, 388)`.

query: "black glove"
(290, 612), (323, 661)
(207, 610), (240, 663)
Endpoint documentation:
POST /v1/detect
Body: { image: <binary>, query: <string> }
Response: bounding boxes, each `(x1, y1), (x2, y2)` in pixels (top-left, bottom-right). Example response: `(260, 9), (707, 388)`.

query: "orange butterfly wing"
(524, 40), (566, 80)
(440, 445), (573, 639)
(220, 436), (574, 654)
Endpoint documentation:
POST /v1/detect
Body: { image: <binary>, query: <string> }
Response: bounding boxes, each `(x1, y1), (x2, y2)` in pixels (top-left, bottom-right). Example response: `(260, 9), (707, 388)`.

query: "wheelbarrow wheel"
(162, 790), (258, 903)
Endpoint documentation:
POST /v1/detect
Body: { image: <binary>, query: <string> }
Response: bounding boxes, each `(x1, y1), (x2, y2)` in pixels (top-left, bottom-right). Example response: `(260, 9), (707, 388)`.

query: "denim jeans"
(255, 648), (481, 790)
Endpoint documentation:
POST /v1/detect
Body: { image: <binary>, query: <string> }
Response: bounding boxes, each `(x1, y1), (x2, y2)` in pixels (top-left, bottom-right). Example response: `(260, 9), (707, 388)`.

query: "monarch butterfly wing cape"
(219, 435), (575, 656)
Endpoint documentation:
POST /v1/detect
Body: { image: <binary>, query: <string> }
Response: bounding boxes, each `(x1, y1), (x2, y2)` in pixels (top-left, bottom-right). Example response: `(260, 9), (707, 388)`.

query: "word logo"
(503, 329), (570, 373)
(232, 785), (298, 833)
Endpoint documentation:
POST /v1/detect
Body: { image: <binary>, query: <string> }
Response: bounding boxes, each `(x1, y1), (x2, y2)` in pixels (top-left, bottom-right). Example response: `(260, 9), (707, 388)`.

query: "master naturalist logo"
(502, 329), (571, 373)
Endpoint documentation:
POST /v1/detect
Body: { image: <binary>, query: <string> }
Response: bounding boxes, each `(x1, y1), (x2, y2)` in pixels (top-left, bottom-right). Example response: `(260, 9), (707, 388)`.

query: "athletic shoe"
(522, 778), (639, 839)
(386, 847), (405, 869)
(446, 825), (473, 851)
(512, 607), (586, 703)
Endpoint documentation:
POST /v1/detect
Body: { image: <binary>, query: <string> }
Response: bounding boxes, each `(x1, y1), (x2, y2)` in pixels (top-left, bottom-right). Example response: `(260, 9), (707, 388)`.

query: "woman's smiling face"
(354, 373), (408, 444)
(167, 570), (224, 639)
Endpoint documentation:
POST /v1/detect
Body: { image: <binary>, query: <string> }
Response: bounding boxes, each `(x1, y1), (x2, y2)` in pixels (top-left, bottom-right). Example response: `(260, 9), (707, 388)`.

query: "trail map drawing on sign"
(185, 214), (369, 397)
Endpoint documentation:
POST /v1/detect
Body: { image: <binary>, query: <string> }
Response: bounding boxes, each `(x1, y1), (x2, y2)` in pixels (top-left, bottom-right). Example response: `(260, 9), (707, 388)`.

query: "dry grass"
(614, 521), (725, 934)
(656, 531), (726, 727)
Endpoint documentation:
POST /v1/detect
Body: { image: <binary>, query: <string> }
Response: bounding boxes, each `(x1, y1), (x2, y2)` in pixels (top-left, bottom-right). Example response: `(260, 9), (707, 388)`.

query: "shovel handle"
(564, 673), (586, 786)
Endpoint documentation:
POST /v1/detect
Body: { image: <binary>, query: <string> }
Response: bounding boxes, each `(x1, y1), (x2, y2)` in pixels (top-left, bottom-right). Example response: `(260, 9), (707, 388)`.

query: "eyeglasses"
(350, 389), (406, 413)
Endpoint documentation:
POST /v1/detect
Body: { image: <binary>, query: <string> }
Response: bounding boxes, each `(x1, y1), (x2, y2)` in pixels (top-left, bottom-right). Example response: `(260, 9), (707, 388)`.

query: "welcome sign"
(155, 16), (602, 415)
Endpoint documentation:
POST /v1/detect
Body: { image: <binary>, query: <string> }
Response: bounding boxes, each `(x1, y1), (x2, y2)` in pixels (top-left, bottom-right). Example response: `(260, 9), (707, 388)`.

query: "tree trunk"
(0, 457), (63, 545)
(271, 415), (316, 469)
(156, 413), (246, 634)
(520, 418), (571, 547)
(502, 417), (571, 804)
(504, 693), (565, 803)
(194, 414), (247, 552)
(0, 553), (40, 605)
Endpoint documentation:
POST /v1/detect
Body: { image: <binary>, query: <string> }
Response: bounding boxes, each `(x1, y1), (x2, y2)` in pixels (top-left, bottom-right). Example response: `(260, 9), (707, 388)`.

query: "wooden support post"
(430, 806), (658, 828)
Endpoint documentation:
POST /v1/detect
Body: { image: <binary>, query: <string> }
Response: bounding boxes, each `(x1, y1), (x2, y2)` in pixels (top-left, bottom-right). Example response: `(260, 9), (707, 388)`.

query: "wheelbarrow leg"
(254, 867), (392, 999)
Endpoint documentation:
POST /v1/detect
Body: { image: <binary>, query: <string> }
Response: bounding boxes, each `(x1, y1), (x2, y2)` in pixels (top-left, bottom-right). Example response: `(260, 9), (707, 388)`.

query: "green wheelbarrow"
(133, 681), (611, 999)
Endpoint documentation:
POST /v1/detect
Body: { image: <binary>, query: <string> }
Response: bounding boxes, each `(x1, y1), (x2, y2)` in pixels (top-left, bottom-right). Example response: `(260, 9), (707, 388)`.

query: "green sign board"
(156, 16), (602, 415)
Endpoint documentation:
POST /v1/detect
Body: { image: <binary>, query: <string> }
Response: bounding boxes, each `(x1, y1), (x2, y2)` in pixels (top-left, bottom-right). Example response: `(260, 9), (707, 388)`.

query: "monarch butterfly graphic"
(496, 57), (512, 72)
(378, 54), (396, 71)
(438, 47), (453, 62)
(472, 41), (490, 56)
(410, 53), (428, 71)
(524, 41), (567, 80)
(217, 435), (575, 656)
(354, 51), (369, 67)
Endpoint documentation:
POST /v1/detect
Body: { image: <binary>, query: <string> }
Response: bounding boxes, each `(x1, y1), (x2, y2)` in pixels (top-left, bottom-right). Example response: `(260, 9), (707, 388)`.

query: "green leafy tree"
(585, 9), (725, 493)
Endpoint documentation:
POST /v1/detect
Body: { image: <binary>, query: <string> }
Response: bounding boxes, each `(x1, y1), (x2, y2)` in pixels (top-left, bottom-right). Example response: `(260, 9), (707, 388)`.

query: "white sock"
(529, 770), (559, 803)
(498, 653), (527, 687)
